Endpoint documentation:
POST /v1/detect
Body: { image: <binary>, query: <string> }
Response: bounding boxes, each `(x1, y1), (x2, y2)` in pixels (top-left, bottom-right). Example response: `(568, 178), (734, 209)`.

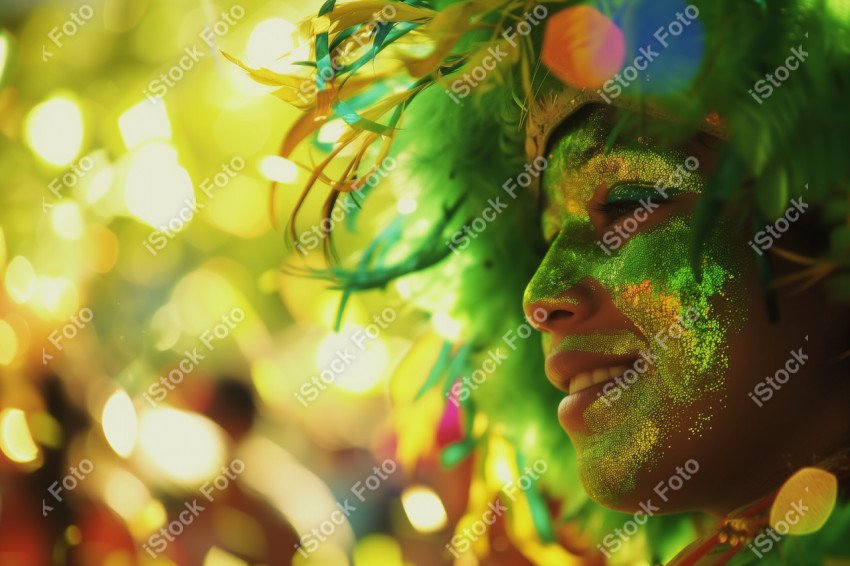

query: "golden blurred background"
(0, 1), (478, 564)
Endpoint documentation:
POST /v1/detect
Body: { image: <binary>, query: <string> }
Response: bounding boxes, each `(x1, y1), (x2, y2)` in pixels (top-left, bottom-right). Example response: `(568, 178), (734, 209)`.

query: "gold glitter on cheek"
(574, 217), (748, 504)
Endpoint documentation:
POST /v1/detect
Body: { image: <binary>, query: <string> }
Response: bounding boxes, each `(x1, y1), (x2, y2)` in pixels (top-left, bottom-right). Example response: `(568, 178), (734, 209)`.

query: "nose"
(523, 279), (599, 335)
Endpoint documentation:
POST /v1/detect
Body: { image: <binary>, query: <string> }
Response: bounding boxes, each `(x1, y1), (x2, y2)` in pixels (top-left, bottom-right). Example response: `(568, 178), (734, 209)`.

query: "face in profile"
(522, 105), (850, 516)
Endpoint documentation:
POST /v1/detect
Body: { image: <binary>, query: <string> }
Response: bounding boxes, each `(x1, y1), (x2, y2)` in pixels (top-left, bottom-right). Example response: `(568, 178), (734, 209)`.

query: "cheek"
(592, 217), (748, 406)
(575, 218), (750, 501)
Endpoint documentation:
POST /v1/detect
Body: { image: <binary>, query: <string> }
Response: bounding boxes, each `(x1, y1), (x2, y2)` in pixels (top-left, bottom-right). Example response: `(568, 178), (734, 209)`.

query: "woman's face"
(522, 106), (849, 515)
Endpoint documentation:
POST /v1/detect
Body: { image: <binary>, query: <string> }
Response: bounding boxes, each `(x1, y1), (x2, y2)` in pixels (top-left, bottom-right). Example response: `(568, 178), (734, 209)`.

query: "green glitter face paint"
(524, 107), (747, 505)
(553, 330), (646, 356)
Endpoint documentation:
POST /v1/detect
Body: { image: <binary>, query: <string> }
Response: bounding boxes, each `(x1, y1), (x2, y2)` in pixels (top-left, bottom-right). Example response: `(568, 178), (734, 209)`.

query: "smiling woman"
(235, 0), (850, 563)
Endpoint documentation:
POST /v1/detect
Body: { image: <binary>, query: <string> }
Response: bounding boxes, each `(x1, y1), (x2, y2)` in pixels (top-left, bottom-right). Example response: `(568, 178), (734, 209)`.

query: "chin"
(578, 459), (679, 515)
(574, 441), (647, 511)
(573, 424), (706, 515)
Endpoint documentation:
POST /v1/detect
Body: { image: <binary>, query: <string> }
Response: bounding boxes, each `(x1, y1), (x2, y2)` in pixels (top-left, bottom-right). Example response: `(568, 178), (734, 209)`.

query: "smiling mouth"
(545, 349), (642, 393)
(568, 365), (630, 394)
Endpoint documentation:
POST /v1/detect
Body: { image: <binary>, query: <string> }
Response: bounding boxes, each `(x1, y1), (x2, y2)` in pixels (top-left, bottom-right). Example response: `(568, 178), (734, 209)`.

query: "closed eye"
(593, 182), (680, 224)
(593, 199), (643, 220)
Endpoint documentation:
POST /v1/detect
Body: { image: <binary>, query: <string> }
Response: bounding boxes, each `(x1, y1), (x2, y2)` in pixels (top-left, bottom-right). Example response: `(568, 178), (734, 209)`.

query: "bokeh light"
(23, 95), (84, 167)
(101, 389), (138, 458)
(542, 6), (626, 89)
(49, 202), (85, 240)
(401, 486), (448, 533)
(0, 408), (39, 464)
(0, 319), (18, 365)
(137, 408), (227, 486)
(314, 326), (390, 394)
(0, 31), (9, 83)
(33, 276), (79, 319)
(245, 18), (297, 72)
(123, 142), (195, 228)
(257, 154), (298, 184)
(118, 99), (173, 150)
(4, 256), (36, 304)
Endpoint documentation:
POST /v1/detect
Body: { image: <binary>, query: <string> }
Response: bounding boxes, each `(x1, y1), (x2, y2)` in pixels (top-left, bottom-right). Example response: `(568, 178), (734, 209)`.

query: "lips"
(568, 365), (630, 394)
(545, 350), (640, 394)
(545, 335), (647, 433)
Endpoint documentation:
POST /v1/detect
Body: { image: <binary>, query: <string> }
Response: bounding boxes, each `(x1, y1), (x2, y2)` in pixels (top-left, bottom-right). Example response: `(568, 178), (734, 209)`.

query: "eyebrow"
(545, 107), (613, 170)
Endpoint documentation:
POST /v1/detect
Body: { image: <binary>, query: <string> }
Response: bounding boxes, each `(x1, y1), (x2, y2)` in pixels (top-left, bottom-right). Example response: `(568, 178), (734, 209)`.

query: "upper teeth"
(569, 366), (629, 395)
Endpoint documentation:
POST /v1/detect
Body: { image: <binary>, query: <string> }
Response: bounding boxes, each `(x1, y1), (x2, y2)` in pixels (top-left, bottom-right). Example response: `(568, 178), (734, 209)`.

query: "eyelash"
(594, 185), (679, 223)
(593, 199), (643, 220)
